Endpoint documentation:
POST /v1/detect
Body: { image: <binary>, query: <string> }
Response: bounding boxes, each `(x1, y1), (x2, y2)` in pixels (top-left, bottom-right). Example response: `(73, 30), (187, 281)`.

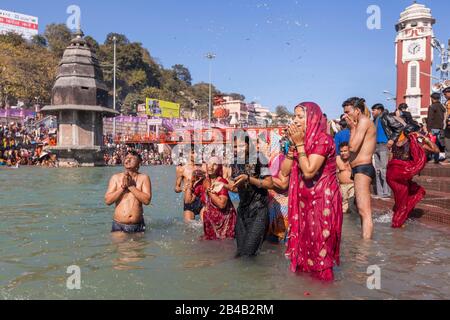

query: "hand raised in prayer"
(288, 124), (305, 146)
(121, 173), (130, 190)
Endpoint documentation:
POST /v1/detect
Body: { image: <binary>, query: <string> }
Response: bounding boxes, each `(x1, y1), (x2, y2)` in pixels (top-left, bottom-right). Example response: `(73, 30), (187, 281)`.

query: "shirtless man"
(174, 150), (206, 222)
(343, 97), (376, 239)
(336, 142), (356, 215)
(105, 150), (152, 233)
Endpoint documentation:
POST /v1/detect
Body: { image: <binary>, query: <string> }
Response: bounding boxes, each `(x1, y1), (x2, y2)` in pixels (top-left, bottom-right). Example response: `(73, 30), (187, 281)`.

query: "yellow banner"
(145, 98), (180, 118)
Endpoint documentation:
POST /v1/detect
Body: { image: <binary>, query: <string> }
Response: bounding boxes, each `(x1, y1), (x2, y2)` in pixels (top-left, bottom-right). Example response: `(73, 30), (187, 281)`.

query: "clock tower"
(395, 2), (436, 119)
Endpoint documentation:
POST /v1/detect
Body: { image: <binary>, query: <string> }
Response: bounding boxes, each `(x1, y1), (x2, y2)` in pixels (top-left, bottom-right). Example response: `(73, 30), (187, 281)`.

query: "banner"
(145, 98), (180, 119)
(0, 10), (38, 40)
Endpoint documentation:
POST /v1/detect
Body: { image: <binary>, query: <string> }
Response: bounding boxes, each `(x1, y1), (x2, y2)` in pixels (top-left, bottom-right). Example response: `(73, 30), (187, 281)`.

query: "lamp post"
(112, 36), (117, 138)
(205, 53), (216, 126)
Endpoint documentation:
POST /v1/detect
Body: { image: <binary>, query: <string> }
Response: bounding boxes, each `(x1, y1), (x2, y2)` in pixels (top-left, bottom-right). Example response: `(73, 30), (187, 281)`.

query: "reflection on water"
(0, 166), (449, 300)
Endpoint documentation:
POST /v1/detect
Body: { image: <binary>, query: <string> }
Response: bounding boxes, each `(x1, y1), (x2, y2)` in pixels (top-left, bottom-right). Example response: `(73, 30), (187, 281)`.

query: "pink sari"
(286, 102), (343, 281)
(386, 134), (427, 228)
(195, 176), (237, 240)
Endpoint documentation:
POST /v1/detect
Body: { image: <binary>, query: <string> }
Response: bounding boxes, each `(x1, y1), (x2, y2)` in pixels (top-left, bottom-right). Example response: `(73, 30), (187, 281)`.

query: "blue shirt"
(376, 117), (388, 144)
(334, 129), (350, 155)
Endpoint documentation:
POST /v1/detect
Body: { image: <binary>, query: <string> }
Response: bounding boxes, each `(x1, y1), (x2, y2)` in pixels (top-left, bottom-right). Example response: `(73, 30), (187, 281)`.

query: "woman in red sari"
(387, 126), (439, 229)
(186, 157), (237, 240)
(280, 102), (343, 282)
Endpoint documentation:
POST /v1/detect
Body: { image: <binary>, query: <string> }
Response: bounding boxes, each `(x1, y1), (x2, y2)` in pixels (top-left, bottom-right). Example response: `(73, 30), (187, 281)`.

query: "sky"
(1, 0), (449, 118)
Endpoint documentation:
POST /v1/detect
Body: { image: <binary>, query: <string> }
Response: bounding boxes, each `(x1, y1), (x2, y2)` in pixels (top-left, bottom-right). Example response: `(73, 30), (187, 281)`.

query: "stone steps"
(420, 163), (450, 177)
(413, 176), (450, 193)
(372, 164), (450, 226)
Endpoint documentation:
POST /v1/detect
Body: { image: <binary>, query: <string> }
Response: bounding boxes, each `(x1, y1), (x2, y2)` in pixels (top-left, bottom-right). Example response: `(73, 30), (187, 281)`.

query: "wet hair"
(339, 142), (349, 150)
(431, 93), (441, 101)
(371, 103), (385, 111)
(126, 150), (142, 162)
(342, 97), (366, 114)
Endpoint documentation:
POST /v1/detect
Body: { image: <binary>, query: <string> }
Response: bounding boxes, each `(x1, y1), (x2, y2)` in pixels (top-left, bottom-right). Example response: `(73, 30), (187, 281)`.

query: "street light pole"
(205, 53), (216, 126)
(112, 36), (117, 138)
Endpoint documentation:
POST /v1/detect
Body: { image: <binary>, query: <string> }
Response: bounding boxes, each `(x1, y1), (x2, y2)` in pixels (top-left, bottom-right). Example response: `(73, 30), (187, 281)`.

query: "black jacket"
(427, 102), (446, 130)
(375, 110), (404, 142)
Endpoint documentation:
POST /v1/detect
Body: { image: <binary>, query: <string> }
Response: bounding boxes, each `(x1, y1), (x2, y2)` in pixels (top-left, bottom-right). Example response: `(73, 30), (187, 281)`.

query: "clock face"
(408, 42), (421, 55)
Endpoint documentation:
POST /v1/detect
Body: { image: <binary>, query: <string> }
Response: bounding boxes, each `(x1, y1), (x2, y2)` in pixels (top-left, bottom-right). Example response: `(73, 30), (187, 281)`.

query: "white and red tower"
(395, 2), (436, 119)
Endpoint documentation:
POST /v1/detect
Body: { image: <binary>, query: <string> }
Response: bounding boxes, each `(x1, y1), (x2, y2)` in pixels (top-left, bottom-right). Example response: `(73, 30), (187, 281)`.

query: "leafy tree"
(104, 33), (130, 46)
(31, 34), (48, 47)
(0, 32), (26, 46)
(44, 24), (72, 58)
(227, 93), (245, 101)
(275, 105), (292, 125)
(84, 35), (99, 52)
(172, 64), (192, 86)
(123, 92), (144, 114)
(0, 39), (57, 107)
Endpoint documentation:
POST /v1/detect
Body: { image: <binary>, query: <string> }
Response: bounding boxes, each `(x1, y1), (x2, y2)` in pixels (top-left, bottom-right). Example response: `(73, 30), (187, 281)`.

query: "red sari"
(286, 102), (343, 281)
(195, 177), (237, 240)
(386, 135), (427, 228)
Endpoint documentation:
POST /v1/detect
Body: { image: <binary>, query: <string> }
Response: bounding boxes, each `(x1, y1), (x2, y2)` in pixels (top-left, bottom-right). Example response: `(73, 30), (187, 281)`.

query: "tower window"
(411, 65), (417, 88)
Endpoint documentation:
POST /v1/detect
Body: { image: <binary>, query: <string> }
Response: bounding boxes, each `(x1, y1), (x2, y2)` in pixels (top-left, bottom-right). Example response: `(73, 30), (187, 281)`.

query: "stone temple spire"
(41, 30), (118, 167)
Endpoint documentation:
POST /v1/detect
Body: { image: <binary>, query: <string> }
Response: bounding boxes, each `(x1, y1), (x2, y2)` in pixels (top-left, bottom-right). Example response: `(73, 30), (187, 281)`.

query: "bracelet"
(286, 155), (294, 161)
(299, 152), (307, 158)
(296, 144), (305, 149)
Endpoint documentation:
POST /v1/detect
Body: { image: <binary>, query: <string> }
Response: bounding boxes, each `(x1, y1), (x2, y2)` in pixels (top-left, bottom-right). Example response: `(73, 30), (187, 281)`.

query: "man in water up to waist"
(105, 150), (152, 233)
(343, 97), (376, 240)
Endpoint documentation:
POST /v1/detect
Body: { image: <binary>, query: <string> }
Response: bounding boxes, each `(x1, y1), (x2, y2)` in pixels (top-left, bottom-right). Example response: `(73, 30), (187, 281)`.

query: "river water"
(0, 166), (449, 300)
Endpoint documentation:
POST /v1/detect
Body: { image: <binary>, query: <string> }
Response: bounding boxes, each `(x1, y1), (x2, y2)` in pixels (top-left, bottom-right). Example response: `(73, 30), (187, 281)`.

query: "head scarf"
(294, 102), (327, 154)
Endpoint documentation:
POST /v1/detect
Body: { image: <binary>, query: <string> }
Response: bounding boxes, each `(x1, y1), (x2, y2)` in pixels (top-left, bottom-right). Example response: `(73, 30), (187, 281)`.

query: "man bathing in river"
(175, 150), (207, 222)
(343, 97), (376, 240)
(105, 150), (152, 233)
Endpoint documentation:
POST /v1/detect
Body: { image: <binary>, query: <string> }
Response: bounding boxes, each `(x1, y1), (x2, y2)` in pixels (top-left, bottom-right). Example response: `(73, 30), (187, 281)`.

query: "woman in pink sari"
(387, 126), (439, 228)
(186, 157), (237, 240)
(281, 102), (343, 281)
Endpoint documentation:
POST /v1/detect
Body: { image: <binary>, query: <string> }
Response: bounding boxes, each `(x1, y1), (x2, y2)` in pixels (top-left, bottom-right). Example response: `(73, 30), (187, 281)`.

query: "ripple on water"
(1, 167), (450, 299)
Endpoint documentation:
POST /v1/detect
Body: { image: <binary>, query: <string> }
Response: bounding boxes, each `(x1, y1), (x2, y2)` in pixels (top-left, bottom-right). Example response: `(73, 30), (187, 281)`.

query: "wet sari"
(286, 102), (343, 281)
(195, 176), (237, 240)
(387, 134), (427, 228)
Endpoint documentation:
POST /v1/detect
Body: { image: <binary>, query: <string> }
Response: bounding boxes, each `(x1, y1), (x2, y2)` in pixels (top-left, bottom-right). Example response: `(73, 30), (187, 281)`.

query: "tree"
(44, 24), (72, 58)
(0, 32), (26, 46)
(104, 33), (129, 46)
(84, 35), (99, 52)
(123, 92), (144, 114)
(275, 105), (292, 125)
(227, 93), (245, 101)
(0, 39), (58, 107)
(141, 86), (174, 102)
(172, 64), (192, 86)
(31, 34), (48, 47)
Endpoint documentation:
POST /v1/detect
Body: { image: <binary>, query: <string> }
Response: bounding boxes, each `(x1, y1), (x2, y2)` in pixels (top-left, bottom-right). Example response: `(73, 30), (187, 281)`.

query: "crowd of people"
(103, 143), (173, 166)
(162, 93), (448, 282)
(0, 122), (57, 167)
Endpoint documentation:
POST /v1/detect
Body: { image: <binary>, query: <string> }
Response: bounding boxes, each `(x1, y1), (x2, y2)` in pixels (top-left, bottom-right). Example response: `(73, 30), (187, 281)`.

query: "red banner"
(0, 16), (38, 30)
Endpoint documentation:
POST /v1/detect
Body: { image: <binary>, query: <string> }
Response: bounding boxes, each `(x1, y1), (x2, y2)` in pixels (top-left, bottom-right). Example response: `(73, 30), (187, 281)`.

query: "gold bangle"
(299, 152), (307, 158)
